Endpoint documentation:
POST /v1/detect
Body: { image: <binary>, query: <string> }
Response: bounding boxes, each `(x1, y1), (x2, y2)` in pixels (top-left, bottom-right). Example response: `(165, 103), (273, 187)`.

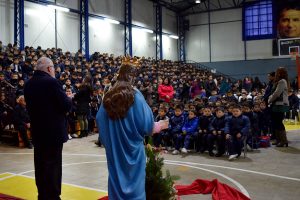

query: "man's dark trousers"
(34, 144), (63, 200)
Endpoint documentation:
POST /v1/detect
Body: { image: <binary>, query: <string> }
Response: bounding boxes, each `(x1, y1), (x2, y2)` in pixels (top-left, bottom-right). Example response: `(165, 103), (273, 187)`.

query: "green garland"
(145, 144), (179, 200)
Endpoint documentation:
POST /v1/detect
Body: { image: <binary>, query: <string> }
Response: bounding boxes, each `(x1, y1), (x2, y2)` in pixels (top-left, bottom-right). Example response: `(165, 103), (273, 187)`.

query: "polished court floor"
(0, 124), (300, 200)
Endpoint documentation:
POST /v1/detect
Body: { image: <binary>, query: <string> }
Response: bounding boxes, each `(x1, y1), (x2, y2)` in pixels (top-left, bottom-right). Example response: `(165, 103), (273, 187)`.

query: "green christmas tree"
(145, 144), (179, 200)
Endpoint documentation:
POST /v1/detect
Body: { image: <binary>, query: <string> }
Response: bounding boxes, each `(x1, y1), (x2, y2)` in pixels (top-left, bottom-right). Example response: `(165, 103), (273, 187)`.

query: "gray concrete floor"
(1, 130), (300, 200)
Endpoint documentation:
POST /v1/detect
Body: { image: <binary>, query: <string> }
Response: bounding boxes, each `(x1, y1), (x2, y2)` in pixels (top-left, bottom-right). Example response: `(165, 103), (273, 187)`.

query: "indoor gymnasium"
(0, 0), (300, 199)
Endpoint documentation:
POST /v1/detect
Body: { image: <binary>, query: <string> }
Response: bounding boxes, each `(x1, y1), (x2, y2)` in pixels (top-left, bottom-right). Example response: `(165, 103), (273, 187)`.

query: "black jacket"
(224, 115), (250, 136)
(24, 71), (72, 147)
(209, 115), (226, 133)
(13, 104), (30, 129)
(74, 85), (92, 114)
(199, 115), (213, 131)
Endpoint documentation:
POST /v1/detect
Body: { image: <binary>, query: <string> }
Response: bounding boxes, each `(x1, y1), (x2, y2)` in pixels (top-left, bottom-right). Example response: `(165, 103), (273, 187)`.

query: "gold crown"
(121, 56), (140, 67)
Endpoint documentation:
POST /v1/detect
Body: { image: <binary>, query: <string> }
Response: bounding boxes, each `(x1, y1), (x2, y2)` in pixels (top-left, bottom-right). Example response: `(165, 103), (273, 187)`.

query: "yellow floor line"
(0, 172), (14, 179)
(0, 175), (107, 200)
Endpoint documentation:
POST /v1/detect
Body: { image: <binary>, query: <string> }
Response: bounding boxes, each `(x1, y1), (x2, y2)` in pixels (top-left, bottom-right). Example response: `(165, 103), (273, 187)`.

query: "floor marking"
(0, 161), (108, 181)
(0, 172), (13, 176)
(165, 160), (300, 182)
(1, 160), (249, 198)
(18, 174), (108, 193)
(0, 173), (107, 199)
(2, 152), (300, 182)
(0, 153), (106, 157)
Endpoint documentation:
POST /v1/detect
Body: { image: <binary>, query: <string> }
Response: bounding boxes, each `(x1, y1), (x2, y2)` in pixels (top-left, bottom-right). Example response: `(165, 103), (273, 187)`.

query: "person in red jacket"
(158, 77), (174, 103)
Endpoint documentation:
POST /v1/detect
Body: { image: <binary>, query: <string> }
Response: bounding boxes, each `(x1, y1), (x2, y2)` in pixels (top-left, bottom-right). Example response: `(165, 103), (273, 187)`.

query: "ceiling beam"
(232, 0), (237, 7)
(182, 5), (243, 16)
(148, 0), (178, 12)
(203, 1), (208, 10)
(180, 2), (198, 12)
(239, 0), (246, 6)
(217, 0), (222, 9)
(223, 0), (234, 7)
(209, 1), (219, 9)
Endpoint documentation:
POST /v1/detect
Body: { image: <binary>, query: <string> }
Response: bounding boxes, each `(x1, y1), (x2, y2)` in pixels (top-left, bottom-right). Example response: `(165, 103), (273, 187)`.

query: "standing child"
(242, 103), (260, 149)
(208, 107), (227, 157)
(287, 90), (299, 124)
(259, 101), (271, 136)
(89, 98), (100, 133)
(180, 110), (199, 154)
(225, 104), (250, 161)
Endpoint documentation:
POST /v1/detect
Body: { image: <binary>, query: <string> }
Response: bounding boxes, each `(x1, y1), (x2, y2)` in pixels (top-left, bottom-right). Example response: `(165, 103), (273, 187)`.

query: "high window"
(243, 0), (274, 40)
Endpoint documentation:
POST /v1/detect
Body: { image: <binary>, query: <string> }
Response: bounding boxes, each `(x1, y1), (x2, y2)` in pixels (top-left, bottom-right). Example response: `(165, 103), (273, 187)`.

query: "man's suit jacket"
(24, 70), (72, 147)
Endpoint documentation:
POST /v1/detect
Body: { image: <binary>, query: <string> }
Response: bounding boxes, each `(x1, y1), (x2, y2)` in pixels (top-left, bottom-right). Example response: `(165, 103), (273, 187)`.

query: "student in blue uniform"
(207, 107), (227, 157)
(169, 104), (185, 155)
(180, 109), (199, 154)
(224, 104), (250, 161)
(198, 107), (214, 153)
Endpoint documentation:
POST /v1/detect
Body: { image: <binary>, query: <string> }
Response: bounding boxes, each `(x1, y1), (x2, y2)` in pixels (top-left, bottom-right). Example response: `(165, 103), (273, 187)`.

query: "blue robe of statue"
(96, 89), (154, 200)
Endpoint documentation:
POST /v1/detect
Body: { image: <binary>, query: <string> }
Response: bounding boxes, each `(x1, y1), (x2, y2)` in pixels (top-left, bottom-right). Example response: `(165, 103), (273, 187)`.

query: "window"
(243, 0), (274, 40)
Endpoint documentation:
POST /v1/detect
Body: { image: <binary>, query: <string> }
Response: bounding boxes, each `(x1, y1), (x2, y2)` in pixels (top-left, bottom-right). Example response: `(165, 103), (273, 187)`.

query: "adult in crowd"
(96, 63), (168, 199)
(158, 77), (174, 103)
(205, 75), (218, 97)
(242, 77), (252, 93)
(263, 72), (276, 139)
(263, 72), (276, 104)
(219, 77), (231, 96)
(73, 76), (92, 137)
(24, 57), (72, 200)
(268, 67), (289, 147)
(13, 95), (32, 148)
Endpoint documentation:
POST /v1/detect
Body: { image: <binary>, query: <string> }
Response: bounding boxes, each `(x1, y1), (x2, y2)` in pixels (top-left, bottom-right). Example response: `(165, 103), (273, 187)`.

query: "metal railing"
(185, 60), (237, 81)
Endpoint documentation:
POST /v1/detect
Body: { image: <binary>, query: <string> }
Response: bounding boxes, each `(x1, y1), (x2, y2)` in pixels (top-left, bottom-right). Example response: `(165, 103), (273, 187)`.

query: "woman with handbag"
(268, 67), (289, 147)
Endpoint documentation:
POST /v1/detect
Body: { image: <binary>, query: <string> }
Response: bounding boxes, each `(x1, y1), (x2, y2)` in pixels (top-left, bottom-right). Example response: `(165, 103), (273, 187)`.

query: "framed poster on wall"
(273, 0), (300, 56)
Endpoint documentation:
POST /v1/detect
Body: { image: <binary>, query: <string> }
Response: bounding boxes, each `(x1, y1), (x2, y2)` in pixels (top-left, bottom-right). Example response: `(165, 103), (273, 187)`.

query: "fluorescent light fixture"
(133, 27), (153, 34)
(47, 5), (70, 12)
(104, 18), (120, 24)
(169, 35), (179, 39)
(143, 28), (154, 34)
(195, 0), (201, 3)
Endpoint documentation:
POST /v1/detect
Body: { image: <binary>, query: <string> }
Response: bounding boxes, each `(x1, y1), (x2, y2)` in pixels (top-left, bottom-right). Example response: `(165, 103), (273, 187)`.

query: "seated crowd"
(0, 41), (299, 160)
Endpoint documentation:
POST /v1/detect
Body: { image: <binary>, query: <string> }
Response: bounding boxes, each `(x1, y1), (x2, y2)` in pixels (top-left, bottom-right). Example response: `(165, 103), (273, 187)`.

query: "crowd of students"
(0, 41), (299, 160)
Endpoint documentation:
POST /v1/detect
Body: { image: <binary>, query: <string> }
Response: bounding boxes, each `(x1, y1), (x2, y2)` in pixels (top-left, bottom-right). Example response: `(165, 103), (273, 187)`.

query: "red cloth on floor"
(175, 179), (250, 200)
(99, 179), (251, 200)
(0, 193), (24, 200)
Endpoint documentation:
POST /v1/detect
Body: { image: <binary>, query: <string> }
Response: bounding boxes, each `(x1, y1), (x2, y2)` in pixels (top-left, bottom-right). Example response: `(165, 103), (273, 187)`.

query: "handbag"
(259, 136), (270, 148)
